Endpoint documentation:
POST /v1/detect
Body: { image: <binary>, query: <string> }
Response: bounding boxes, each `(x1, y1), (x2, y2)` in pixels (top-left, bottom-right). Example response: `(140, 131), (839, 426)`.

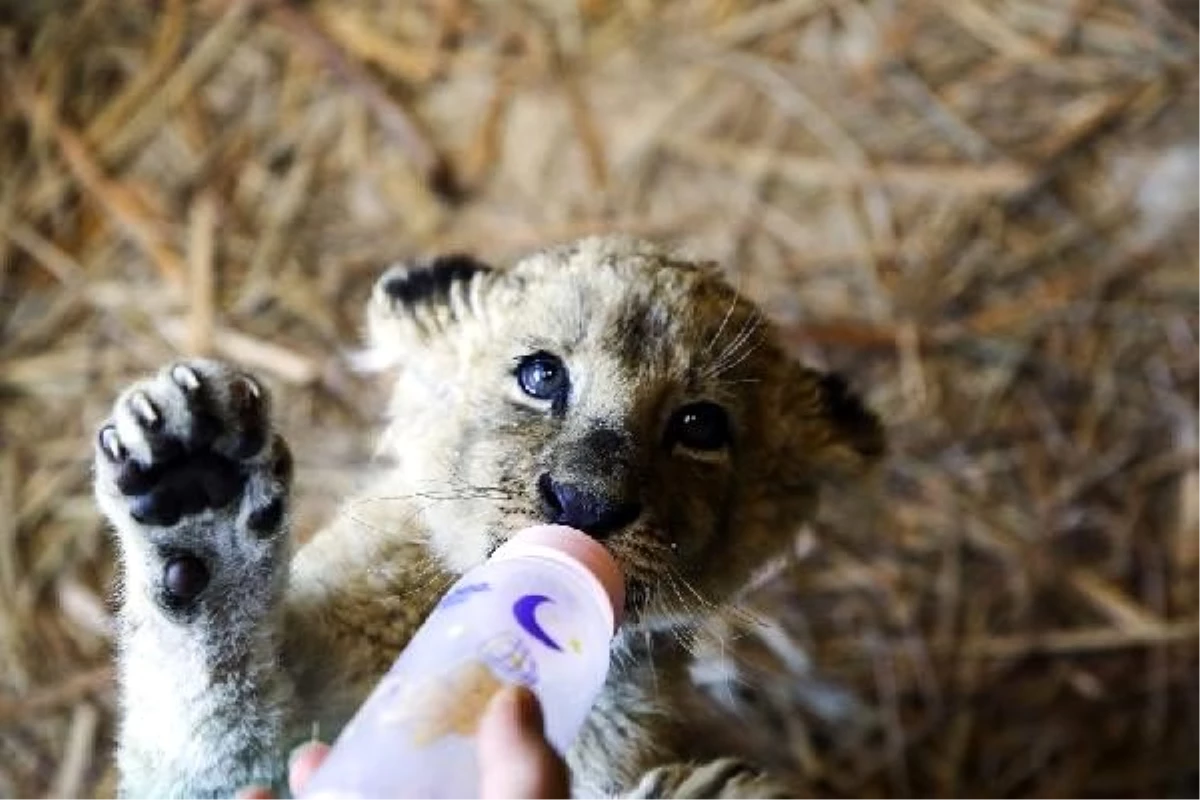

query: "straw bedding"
(0, 1), (1196, 796)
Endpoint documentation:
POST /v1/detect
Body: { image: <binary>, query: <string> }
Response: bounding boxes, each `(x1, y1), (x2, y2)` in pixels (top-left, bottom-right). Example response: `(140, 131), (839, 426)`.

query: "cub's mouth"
(479, 523), (674, 627)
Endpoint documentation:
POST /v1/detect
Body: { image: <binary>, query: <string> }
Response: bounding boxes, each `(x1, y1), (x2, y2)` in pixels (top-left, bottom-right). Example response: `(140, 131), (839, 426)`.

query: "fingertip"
(510, 684), (545, 730)
(479, 685), (570, 799)
(287, 740), (331, 796)
(481, 684), (543, 739)
(235, 787), (273, 799)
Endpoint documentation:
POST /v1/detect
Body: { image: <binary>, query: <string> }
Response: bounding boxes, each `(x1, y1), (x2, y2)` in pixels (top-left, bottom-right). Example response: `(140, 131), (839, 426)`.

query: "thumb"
(287, 740), (331, 796)
(478, 685), (571, 799)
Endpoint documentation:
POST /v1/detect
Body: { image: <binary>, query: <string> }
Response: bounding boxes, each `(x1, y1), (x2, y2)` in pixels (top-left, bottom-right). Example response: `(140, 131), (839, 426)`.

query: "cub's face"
(368, 237), (882, 628)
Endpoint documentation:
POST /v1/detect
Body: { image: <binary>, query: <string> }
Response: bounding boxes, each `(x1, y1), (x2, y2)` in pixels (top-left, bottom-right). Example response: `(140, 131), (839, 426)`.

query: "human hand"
(474, 684), (572, 799)
(238, 685), (571, 799)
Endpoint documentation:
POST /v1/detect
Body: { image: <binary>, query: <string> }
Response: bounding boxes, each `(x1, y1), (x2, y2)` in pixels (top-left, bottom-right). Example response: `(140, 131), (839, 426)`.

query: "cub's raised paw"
(94, 359), (292, 617)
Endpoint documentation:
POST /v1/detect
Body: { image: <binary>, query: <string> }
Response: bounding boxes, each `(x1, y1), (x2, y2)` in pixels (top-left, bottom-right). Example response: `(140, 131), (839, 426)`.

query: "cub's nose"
(537, 474), (642, 540)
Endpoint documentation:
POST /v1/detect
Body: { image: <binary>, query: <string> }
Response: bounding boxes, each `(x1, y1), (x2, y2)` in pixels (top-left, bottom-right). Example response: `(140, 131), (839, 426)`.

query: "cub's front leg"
(628, 759), (791, 799)
(94, 360), (294, 798)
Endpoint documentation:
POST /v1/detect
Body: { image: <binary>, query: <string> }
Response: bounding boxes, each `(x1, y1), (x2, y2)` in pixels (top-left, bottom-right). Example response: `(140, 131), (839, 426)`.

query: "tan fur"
(96, 235), (883, 797)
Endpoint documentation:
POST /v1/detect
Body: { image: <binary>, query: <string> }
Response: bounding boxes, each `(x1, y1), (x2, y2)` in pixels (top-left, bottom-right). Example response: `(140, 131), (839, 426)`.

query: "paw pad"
(163, 555), (210, 606)
(96, 362), (282, 527)
(97, 360), (293, 621)
(247, 496), (285, 536)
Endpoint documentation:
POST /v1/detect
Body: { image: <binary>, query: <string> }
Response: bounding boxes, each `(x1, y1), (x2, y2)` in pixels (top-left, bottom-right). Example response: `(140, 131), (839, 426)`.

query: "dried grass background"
(0, 0), (1197, 797)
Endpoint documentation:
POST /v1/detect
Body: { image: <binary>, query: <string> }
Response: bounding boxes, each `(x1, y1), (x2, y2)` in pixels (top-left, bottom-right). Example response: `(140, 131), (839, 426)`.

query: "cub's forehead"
(498, 241), (765, 380)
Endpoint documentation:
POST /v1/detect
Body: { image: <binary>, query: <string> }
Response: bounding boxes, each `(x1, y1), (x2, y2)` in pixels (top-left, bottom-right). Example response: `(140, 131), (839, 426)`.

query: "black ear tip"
(378, 254), (493, 307)
(380, 271), (411, 299)
(819, 373), (885, 459)
(429, 253), (493, 279)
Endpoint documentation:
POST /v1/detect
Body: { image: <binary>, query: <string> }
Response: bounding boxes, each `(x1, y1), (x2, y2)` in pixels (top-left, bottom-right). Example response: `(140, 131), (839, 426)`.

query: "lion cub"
(94, 236), (883, 798)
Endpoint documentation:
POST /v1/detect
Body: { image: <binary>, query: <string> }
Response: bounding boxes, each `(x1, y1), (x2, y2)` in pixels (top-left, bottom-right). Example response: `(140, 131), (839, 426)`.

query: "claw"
(241, 375), (262, 399)
(171, 364), (202, 393)
(99, 425), (125, 462)
(130, 392), (161, 429)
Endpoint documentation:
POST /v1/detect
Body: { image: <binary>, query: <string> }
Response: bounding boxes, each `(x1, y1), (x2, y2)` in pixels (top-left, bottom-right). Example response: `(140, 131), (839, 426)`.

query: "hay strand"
(0, 1), (1194, 797)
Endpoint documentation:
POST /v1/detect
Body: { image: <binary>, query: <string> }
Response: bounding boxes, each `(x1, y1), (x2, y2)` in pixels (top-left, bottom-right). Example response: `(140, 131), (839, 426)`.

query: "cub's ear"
(366, 253), (495, 358)
(779, 363), (885, 481)
(374, 254), (492, 310)
(815, 371), (885, 469)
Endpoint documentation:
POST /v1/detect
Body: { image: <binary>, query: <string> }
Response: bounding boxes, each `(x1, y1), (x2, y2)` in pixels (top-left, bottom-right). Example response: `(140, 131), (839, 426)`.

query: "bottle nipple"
(493, 525), (625, 630)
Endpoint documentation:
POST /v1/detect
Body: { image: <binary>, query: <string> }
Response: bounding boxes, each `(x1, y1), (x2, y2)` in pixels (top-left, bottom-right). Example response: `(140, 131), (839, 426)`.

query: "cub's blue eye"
(517, 353), (569, 401)
(666, 402), (731, 451)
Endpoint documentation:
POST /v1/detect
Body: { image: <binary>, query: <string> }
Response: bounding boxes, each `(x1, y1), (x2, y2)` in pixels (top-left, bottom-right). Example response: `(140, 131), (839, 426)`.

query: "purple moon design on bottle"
(512, 594), (562, 652)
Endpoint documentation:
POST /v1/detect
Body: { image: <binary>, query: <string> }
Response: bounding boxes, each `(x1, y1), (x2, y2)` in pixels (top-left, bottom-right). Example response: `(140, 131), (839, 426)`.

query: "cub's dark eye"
(516, 352), (569, 401)
(666, 402), (732, 451)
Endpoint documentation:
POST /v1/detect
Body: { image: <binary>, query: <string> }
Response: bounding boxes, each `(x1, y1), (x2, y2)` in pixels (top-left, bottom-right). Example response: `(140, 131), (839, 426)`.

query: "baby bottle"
(299, 524), (624, 799)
